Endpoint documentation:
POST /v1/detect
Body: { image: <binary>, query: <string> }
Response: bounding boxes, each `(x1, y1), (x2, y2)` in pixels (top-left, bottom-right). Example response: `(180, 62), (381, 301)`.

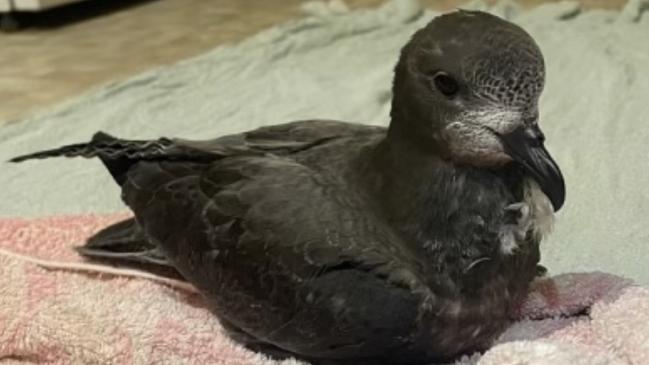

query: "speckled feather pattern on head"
(424, 10), (546, 109)
(10, 9), (565, 365)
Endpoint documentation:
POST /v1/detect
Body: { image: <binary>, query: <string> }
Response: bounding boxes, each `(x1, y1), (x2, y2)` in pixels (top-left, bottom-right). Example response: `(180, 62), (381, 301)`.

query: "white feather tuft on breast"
(523, 178), (555, 239)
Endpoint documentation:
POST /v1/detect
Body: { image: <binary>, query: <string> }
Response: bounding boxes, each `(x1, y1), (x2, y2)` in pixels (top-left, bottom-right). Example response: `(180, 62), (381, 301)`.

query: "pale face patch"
(458, 106), (522, 135)
(442, 106), (522, 167)
(442, 121), (510, 166)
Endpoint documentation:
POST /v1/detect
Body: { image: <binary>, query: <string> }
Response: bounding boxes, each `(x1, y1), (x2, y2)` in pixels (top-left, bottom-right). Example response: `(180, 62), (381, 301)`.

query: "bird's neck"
(364, 130), (522, 276)
(387, 101), (445, 157)
(368, 130), (492, 219)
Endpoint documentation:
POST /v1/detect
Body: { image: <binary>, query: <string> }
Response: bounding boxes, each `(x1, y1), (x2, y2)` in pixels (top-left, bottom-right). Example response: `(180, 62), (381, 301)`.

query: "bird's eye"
(433, 72), (459, 98)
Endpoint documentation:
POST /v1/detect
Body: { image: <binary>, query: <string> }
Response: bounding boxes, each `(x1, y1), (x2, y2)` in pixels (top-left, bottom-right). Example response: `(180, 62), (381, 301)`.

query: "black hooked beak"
(498, 125), (566, 211)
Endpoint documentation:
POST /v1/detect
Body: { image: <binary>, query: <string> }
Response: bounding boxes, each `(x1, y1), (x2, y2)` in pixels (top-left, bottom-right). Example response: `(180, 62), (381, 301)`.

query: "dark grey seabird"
(11, 10), (565, 365)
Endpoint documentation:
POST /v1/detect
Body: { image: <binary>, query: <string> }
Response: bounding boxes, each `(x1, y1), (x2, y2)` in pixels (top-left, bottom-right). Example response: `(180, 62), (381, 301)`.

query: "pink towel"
(0, 214), (647, 364)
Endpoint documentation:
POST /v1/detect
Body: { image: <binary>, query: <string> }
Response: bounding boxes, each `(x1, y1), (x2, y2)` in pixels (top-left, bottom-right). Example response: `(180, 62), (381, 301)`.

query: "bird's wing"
(121, 153), (429, 358)
(175, 119), (385, 156)
(11, 119), (421, 357)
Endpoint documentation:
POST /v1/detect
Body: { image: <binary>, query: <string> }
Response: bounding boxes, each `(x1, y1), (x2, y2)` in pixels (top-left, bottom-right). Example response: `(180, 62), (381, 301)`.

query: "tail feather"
(76, 218), (182, 279)
(78, 218), (174, 269)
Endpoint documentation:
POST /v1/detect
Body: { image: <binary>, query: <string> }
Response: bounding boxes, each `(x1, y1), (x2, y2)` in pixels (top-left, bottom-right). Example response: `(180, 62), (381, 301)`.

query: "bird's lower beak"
(498, 126), (565, 211)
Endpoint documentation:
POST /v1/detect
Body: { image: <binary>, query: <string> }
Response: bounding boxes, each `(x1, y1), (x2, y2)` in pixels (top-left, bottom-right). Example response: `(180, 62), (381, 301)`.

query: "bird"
(10, 10), (565, 365)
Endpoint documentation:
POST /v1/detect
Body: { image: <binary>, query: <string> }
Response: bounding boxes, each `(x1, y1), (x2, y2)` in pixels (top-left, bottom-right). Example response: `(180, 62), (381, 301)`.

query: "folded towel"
(0, 214), (647, 364)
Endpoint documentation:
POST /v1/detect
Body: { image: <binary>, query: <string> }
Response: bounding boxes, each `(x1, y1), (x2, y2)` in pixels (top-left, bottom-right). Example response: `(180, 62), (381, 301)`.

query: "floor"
(0, 0), (626, 125)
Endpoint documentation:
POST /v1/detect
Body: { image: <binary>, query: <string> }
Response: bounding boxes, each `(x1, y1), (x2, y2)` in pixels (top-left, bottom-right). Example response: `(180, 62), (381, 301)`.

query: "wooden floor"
(0, 0), (626, 124)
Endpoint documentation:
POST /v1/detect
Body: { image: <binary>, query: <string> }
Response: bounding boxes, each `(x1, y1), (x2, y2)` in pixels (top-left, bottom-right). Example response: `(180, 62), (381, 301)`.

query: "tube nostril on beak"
(526, 125), (545, 145)
(498, 126), (565, 211)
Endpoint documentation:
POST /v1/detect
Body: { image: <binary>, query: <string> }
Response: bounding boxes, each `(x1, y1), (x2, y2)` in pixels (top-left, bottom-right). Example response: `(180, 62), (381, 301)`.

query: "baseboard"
(11, 0), (88, 11)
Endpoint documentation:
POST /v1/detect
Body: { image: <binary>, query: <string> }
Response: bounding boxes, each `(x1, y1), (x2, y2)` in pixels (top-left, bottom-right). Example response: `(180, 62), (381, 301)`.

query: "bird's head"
(389, 10), (565, 211)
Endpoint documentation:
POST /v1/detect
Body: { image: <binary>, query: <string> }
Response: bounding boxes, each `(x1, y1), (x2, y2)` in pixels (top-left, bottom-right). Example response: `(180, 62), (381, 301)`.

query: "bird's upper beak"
(498, 125), (565, 211)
